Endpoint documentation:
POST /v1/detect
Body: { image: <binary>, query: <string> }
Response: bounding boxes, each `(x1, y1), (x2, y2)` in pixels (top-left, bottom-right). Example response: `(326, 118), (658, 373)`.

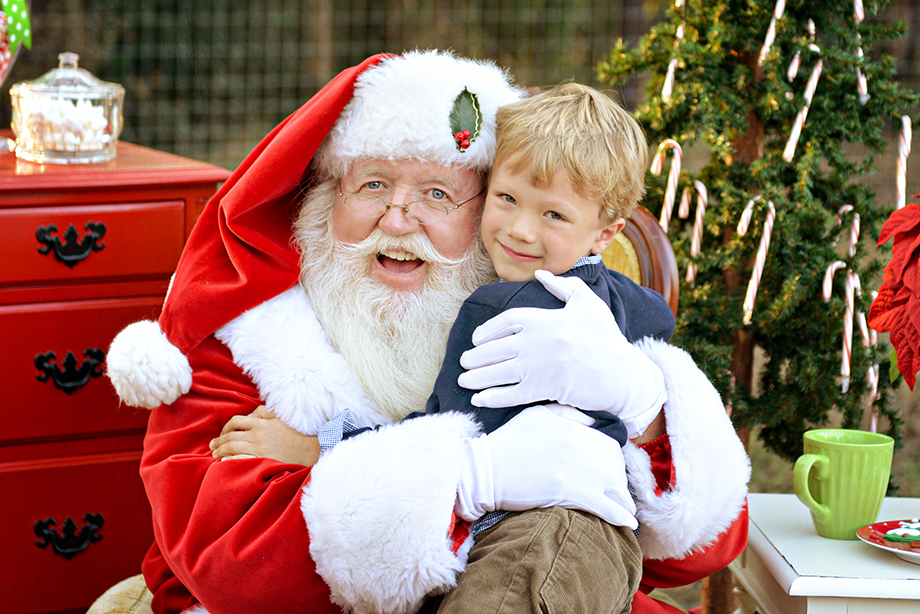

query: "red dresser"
(0, 140), (230, 614)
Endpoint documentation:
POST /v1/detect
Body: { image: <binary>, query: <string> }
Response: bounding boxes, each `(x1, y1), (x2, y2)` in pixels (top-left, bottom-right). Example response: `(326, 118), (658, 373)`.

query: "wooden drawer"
(2, 297), (163, 445)
(0, 201), (185, 286)
(1, 451), (153, 614)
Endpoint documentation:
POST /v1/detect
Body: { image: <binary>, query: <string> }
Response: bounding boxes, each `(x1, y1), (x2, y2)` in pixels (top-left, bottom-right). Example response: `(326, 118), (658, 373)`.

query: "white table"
(729, 493), (920, 614)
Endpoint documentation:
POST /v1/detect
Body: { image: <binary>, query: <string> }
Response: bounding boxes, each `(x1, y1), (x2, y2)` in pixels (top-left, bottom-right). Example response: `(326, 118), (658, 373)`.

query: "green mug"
(793, 428), (894, 540)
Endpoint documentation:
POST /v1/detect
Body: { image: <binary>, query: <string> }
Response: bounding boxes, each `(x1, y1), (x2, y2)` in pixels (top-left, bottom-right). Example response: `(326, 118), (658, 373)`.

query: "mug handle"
(793, 453), (830, 522)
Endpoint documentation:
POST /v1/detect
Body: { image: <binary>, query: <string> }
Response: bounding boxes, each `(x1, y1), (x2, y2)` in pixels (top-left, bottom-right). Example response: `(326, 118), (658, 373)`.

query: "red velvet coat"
(136, 288), (749, 614)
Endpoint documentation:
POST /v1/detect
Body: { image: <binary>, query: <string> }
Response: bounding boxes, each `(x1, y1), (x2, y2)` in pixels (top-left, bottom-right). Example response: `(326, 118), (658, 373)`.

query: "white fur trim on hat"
(106, 320), (192, 409)
(303, 412), (481, 614)
(315, 50), (524, 177)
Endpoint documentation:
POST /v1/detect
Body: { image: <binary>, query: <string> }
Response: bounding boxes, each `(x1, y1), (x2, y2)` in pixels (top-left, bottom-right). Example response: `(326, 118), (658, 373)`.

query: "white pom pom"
(106, 320), (192, 409)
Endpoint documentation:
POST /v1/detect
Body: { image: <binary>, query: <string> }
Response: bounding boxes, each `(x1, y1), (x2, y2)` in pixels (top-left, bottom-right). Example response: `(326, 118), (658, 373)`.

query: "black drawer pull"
(34, 348), (105, 394)
(36, 221), (106, 268)
(34, 514), (105, 560)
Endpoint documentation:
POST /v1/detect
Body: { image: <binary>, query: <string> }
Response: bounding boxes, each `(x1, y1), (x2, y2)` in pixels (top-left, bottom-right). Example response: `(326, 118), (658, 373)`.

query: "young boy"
(421, 83), (674, 613)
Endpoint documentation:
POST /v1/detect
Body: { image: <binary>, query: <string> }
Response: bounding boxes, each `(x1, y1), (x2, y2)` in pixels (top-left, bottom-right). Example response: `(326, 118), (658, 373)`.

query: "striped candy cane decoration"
(785, 20), (814, 99)
(738, 197), (776, 324)
(650, 139), (683, 232)
(661, 0), (684, 102)
(824, 258), (878, 407)
(836, 204), (860, 257)
(686, 181), (708, 285)
(823, 261), (855, 393)
(758, 0), (787, 66)
(851, 273), (879, 423)
(783, 44), (823, 162)
(897, 116), (911, 210)
(851, 275), (879, 423)
(662, 0), (685, 104)
(787, 51), (801, 83)
(866, 289), (880, 431)
(854, 1), (869, 104)
(679, 186), (691, 219)
(855, 36), (869, 105)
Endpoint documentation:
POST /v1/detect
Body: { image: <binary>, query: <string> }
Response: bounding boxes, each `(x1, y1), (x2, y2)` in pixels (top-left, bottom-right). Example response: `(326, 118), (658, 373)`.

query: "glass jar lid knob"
(58, 52), (79, 70)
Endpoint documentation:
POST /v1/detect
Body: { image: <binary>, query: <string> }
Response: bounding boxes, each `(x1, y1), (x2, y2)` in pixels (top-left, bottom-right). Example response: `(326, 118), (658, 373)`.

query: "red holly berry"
(462, 130), (471, 138)
(461, 139), (471, 149)
(455, 131), (464, 141)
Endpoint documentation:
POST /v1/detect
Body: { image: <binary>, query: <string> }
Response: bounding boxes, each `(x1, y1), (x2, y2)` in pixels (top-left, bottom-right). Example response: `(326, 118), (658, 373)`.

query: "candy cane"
(823, 261), (854, 393)
(855, 36), (869, 105)
(758, 0), (787, 66)
(836, 204), (860, 257)
(785, 20), (814, 100)
(787, 51), (801, 83)
(867, 289), (880, 431)
(686, 181), (708, 286)
(738, 197), (776, 324)
(850, 274), (875, 392)
(783, 43), (823, 162)
(650, 139), (683, 231)
(851, 273), (880, 418)
(662, 0), (685, 102)
(854, 2), (869, 104)
(897, 116), (911, 210)
(852, 272), (868, 350)
(679, 186), (691, 219)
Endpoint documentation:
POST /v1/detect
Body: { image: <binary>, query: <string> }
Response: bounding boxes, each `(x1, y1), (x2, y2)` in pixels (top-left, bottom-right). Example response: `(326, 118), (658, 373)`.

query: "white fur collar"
(215, 286), (390, 435)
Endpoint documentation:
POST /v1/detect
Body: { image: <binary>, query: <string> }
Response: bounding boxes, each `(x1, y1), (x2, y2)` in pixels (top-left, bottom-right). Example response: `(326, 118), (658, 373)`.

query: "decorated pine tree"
(598, 0), (917, 462)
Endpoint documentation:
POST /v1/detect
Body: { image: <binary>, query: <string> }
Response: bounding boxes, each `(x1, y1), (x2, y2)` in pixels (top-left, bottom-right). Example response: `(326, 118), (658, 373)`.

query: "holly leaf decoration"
(449, 88), (482, 152)
(1, 0), (31, 54)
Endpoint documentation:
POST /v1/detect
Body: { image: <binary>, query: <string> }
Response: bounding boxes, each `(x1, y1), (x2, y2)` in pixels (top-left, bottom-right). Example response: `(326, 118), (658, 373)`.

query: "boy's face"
(481, 160), (625, 281)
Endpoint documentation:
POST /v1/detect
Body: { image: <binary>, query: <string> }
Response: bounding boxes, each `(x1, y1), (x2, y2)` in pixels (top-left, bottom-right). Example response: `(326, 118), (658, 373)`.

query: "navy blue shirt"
(423, 261), (675, 446)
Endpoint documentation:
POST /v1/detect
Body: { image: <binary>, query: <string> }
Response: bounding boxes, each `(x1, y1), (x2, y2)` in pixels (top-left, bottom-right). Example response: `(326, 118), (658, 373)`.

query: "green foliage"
(598, 0), (917, 462)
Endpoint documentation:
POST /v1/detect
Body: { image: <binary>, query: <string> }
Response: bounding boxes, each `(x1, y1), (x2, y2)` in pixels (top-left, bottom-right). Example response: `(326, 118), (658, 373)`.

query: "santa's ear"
(107, 320), (192, 409)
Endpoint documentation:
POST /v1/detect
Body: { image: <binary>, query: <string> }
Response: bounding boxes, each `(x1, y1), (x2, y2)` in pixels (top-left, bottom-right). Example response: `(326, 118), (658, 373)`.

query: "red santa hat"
(107, 50), (524, 408)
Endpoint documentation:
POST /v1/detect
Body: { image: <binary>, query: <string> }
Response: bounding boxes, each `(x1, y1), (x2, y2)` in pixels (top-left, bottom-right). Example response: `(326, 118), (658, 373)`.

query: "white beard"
(294, 180), (496, 422)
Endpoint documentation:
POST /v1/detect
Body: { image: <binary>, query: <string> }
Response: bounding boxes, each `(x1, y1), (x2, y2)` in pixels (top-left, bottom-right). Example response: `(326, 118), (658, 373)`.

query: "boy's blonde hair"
(493, 83), (647, 223)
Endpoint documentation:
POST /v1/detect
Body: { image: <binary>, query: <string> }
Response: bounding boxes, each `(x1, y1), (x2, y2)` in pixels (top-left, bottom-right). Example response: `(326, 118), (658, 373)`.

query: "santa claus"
(104, 50), (749, 614)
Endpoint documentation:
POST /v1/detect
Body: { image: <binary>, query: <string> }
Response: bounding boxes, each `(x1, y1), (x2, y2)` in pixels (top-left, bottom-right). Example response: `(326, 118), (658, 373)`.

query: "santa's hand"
(458, 270), (666, 438)
(454, 406), (637, 528)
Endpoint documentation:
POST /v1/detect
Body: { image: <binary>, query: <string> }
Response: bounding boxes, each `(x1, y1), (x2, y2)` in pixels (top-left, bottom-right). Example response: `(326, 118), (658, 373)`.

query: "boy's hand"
(210, 405), (321, 466)
(458, 270), (666, 438)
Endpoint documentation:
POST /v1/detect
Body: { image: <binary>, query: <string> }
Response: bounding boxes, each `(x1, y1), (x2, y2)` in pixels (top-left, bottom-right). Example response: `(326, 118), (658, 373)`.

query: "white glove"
(454, 405), (638, 529)
(458, 270), (666, 439)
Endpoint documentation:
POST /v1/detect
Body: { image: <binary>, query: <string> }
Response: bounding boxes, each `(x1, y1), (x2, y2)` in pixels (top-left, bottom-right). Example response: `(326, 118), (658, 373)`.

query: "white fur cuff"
(302, 412), (481, 614)
(625, 338), (750, 560)
(106, 320), (192, 409)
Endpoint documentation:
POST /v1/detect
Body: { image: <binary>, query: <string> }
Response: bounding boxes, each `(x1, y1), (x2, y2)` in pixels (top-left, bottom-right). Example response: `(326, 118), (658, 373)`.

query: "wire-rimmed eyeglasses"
(339, 186), (486, 225)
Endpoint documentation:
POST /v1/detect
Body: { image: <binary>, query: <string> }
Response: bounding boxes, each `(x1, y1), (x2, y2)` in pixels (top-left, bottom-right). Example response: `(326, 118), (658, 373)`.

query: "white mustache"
(339, 229), (467, 268)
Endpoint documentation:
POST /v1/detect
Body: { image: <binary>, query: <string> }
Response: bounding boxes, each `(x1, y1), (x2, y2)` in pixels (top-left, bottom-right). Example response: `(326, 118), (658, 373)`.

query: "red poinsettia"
(868, 201), (920, 390)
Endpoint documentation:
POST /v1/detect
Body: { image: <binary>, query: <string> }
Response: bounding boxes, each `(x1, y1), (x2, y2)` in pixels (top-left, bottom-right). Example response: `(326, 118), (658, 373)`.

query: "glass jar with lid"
(10, 52), (125, 164)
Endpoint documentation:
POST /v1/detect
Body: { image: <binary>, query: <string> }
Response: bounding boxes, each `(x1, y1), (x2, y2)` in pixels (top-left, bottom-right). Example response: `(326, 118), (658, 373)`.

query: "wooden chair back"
(601, 205), (679, 317)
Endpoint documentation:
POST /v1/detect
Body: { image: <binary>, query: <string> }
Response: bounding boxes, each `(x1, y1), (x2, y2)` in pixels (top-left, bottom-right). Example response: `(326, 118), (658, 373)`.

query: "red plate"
(857, 519), (920, 565)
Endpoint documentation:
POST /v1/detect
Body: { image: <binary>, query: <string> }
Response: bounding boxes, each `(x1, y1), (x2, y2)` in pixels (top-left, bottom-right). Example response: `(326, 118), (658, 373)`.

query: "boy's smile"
(481, 160), (625, 281)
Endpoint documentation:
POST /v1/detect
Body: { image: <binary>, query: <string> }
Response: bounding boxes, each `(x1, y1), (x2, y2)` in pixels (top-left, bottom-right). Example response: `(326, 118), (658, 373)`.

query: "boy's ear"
(590, 218), (626, 255)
